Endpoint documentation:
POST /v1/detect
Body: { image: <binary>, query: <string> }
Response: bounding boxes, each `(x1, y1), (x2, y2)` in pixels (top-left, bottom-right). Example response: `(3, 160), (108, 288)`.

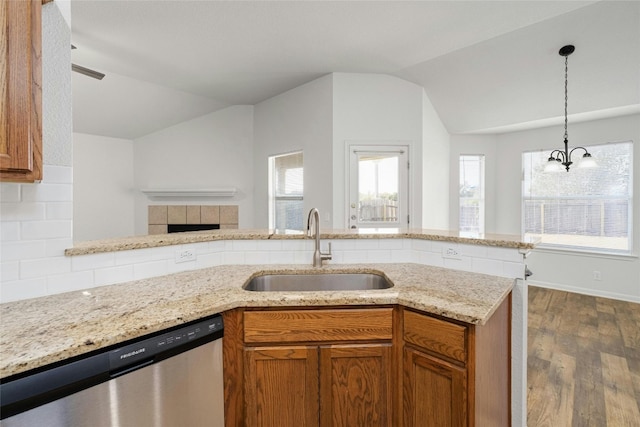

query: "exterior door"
(348, 145), (409, 230)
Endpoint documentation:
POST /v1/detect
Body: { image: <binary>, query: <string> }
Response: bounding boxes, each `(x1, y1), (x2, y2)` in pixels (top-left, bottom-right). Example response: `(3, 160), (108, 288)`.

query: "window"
(459, 155), (485, 236)
(522, 141), (633, 254)
(269, 151), (303, 231)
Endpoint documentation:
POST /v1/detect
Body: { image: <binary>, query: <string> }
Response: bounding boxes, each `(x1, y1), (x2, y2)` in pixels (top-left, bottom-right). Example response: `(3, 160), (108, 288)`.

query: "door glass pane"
(358, 154), (398, 223)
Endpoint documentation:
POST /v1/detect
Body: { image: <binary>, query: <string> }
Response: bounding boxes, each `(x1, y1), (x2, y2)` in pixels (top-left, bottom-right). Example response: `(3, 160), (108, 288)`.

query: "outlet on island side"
(442, 246), (463, 260)
(176, 249), (197, 263)
(593, 270), (602, 281)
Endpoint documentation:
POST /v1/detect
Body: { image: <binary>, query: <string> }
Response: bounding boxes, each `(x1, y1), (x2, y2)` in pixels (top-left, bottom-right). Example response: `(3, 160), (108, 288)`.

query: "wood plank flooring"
(527, 286), (640, 427)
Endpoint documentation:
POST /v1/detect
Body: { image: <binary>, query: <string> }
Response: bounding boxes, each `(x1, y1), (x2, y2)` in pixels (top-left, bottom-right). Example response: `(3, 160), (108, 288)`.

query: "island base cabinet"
(320, 344), (392, 427)
(403, 347), (467, 427)
(243, 343), (393, 427)
(244, 346), (319, 427)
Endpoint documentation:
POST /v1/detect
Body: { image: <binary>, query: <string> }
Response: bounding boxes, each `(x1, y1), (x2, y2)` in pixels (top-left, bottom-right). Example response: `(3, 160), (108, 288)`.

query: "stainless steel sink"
(243, 273), (393, 292)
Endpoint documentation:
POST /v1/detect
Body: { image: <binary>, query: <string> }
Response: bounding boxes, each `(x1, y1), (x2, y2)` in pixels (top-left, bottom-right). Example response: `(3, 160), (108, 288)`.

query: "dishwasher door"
(1, 317), (224, 427)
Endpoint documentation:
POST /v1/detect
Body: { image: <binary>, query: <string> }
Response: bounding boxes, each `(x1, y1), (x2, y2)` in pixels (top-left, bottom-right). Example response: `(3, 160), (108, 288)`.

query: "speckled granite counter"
(64, 228), (536, 256)
(0, 263), (513, 379)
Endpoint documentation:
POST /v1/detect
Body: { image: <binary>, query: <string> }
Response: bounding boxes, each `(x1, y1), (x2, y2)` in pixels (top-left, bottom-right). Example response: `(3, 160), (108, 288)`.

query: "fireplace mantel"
(141, 188), (237, 199)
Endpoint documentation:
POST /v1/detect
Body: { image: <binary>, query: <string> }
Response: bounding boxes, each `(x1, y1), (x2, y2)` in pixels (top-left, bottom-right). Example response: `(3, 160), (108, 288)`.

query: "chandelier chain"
(564, 55), (569, 140)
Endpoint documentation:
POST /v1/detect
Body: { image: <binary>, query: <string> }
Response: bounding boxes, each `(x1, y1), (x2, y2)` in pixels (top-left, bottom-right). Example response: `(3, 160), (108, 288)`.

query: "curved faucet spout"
(306, 208), (331, 267)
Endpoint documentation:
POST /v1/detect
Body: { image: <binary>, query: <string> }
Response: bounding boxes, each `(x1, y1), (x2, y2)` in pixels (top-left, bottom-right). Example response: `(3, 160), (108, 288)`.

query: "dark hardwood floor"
(527, 286), (640, 426)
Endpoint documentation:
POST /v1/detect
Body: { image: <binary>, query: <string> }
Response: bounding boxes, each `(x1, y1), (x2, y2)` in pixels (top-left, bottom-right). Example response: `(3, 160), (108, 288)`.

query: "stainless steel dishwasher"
(0, 314), (224, 427)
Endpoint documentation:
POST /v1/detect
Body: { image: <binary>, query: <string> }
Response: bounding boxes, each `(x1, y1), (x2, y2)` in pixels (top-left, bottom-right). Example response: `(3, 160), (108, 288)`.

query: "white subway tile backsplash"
(21, 220), (72, 240)
(94, 265), (134, 286)
(367, 249), (392, 263)
(245, 251), (270, 265)
(45, 238), (74, 257)
(20, 256), (71, 279)
(0, 222), (20, 241)
(281, 240), (309, 251)
(390, 249), (411, 263)
(45, 202), (73, 220)
(471, 257), (504, 277)
(417, 251), (444, 267)
(133, 260), (169, 280)
(232, 240), (258, 251)
(46, 271), (94, 294)
(411, 239), (432, 252)
(0, 183), (21, 202)
(223, 251), (245, 265)
(208, 241), (225, 252)
(269, 251), (295, 264)
(72, 252), (115, 271)
(341, 250), (368, 264)
(443, 256), (473, 272)
(459, 243), (488, 258)
(257, 240), (282, 251)
(0, 202), (46, 221)
(196, 252), (223, 269)
(378, 239), (404, 250)
(0, 278), (47, 303)
(1, 241), (46, 261)
(21, 183), (72, 202)
(486, 246), (524, 263)
(355, 239), (379, 250)
(1, 261), (19, 281)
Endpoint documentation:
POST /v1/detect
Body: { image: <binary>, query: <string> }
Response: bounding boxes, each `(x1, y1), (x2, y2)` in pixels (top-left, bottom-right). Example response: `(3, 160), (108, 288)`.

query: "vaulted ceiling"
(70, 0), (640, 139)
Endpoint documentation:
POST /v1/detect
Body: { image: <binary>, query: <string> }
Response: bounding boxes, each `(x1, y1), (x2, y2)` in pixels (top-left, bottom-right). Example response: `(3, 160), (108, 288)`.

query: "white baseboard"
(527, 279), (640, 303)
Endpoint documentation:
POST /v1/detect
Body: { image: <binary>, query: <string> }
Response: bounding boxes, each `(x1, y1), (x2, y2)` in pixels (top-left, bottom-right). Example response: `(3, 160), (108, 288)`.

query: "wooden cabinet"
(223, 298), (511, 427)
(224, 307), (394, 427)
(1, 0), (43, 182)
(401, 295), (511, 427)
(403, 346), (467, 427)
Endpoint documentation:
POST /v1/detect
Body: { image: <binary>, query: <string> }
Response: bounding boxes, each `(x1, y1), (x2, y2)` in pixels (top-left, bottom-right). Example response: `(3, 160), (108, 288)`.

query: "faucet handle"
(321, 242), (332, 261)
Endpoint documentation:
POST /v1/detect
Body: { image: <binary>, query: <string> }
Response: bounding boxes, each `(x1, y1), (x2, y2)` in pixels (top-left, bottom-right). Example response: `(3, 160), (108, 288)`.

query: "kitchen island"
(1, 228), (535, 425)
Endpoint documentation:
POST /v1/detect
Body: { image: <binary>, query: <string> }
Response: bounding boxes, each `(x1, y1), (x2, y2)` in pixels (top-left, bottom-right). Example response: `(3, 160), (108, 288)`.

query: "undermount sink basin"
(243, 273), (393, 292)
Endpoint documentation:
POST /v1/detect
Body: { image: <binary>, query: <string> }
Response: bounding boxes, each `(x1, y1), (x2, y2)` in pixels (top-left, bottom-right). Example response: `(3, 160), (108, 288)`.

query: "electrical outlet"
(176, 249), (196, 263)
(442, 246), (462, 260)
(593, 270), (602, 281)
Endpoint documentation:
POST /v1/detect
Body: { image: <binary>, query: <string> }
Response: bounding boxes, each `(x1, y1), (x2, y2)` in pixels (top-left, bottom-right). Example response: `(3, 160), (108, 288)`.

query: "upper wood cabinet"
(1, 0), (43, 183)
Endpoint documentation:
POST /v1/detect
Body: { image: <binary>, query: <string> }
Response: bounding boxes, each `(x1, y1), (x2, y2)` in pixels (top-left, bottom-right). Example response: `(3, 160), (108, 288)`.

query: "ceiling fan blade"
(72, 63), (105, 80)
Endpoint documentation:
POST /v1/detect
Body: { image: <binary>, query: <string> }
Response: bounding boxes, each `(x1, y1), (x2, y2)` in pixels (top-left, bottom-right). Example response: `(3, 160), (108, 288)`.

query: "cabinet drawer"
(244, 308), (393, 343)
(403, 310), (467, 362)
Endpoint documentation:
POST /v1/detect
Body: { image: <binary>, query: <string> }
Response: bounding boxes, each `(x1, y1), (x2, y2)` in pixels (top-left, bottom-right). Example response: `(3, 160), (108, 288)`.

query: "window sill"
(533, 245), (638, 261)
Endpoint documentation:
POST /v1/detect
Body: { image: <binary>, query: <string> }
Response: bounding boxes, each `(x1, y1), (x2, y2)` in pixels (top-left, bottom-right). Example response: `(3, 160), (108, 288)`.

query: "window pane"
(459, 155), (485, 235)
(269, 151), (303, 231)
(522, 141), (632, 253)
(358, 155), (398, 222)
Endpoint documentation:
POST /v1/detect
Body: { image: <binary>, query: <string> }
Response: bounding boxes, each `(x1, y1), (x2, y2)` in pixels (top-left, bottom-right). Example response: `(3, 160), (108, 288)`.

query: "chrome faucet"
(307, 208), (332, 267)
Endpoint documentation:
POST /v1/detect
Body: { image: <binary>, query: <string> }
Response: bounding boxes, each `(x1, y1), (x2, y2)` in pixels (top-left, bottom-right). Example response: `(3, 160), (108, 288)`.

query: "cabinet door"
(403, 347), (467, 427)
(0, 0), (42, 182)
(244, 346), (319, 427)
(319, 344), (392, 427)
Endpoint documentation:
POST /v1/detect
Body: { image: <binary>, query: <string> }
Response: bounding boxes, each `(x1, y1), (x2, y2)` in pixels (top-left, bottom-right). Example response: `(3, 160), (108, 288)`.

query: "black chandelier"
(545, 45), (597, 172)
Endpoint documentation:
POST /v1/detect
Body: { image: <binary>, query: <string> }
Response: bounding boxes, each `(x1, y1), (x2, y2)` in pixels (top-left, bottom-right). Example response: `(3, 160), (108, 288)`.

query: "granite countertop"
(65, 228), (537, 256)
(0, 263), (513, 380)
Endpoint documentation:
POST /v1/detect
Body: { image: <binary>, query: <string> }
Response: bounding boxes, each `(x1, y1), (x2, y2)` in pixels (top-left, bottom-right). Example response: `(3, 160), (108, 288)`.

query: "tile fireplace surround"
(148, 205), (239, 235)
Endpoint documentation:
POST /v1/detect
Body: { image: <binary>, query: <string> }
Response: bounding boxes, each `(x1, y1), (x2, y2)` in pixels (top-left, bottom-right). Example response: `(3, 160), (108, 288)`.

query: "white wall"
(253, 74), (334, 229)
(422, 91), (450, 229)
(450, 113), (640, 302)
(133, 105), (255, 233)
(0, 3), (73, 302)
(332, 73), (426, 229)
(73, 133), (135, 241)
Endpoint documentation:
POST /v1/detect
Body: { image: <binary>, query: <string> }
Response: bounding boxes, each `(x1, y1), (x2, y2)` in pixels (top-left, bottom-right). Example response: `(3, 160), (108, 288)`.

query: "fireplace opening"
(167, 224), (220, 233)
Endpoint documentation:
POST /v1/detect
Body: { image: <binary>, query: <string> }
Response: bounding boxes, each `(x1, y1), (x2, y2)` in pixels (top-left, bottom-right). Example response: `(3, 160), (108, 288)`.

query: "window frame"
(268, 150), (304, 231)
(459, 154), (486, 236)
